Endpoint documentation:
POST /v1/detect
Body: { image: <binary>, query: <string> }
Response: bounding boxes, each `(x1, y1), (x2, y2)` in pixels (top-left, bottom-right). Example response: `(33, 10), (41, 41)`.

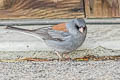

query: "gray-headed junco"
(6, 19), (87, 60)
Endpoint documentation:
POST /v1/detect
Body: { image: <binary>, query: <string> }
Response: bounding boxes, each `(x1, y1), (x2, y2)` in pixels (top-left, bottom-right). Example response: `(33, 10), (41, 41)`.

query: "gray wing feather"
(34, 27), (73, 52)
(6, 26), (71, 41)
(33, 27), (71, 41)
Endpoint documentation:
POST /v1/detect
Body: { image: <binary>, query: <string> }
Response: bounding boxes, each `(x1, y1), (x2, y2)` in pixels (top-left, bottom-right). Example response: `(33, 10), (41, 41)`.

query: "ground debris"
(73, 55), (120, 61)
(0, 55), (120, 62)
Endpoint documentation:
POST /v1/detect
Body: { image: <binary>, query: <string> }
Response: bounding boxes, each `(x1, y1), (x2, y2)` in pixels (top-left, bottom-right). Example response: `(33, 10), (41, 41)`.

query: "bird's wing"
(6, 25), (71, 41)
(32, 27), (73, 52)
(33, 26), (71, 41)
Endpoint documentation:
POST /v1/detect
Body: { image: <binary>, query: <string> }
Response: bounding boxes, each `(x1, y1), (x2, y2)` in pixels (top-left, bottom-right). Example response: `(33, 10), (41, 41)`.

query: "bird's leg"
(54, 51), (71, 61)
(63, 53), (71, 60)
(54, 51), (63, 61)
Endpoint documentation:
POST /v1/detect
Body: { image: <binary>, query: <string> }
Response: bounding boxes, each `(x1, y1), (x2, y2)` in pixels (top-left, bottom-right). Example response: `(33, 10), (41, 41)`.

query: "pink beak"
(79, 27), (84, 33)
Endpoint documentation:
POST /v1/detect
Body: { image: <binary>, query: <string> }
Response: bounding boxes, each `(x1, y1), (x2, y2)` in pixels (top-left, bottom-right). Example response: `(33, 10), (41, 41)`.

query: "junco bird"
(6, 19), (87, 60)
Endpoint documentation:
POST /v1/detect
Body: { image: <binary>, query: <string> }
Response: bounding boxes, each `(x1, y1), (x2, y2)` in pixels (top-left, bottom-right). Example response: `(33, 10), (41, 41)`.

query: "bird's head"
(73, 18), (87, 33)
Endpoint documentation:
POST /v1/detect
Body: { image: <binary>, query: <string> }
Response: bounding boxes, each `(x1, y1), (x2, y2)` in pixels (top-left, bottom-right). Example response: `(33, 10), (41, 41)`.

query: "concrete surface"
(0, 19), (120, 59)
(0, 60), (120, 80)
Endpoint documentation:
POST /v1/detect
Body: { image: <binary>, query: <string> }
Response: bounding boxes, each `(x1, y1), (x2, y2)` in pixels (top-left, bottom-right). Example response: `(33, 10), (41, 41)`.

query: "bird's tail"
(6, 26), (43, 40)
(6, 26), (33, 32)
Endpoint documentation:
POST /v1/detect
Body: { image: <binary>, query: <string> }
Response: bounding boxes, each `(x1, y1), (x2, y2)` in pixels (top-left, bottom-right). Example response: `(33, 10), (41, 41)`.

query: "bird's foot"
(55, 51), (71, 61)
(63, 53), (71, 61)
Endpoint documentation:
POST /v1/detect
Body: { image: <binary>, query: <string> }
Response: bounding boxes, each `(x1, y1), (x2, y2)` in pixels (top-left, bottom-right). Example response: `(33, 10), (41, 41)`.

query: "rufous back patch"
(52, 23), (68, 32)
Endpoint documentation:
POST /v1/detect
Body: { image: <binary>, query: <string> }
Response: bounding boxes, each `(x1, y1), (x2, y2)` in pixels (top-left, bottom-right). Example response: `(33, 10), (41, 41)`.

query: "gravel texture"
(0, 60), (120, 80)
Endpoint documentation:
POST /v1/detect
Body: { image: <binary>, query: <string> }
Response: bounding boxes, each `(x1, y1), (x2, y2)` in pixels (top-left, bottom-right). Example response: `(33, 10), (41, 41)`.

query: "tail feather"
(6, 26), (32, 32)
(5, 25), (43, 40)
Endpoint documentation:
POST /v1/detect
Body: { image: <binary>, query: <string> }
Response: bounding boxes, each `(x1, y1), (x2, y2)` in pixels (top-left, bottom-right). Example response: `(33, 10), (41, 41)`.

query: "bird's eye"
(75, 24), (80, 30)
(83, 26), (86, 30)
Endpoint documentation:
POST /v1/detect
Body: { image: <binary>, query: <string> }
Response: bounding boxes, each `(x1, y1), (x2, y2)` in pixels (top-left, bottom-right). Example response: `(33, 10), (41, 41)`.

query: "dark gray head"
(66, 18), (87, 34)
(73, 18), (86, 33)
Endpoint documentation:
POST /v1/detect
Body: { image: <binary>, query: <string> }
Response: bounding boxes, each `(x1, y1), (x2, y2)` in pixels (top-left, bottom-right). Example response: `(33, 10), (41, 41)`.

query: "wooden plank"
(0, 0), (4, 9)
(84, 0), (91, 17)
(94, 0), (102, 17)
(0, 0), (84, 19)
(85, 0), (120, 18)
(118, 0), (120, 15)
(102, 0), (111, 17)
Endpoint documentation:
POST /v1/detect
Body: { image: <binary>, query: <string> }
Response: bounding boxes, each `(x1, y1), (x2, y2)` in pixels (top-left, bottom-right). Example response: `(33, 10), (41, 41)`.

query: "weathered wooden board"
(85, 0), (120, 18)
(0, 0), (84, 19)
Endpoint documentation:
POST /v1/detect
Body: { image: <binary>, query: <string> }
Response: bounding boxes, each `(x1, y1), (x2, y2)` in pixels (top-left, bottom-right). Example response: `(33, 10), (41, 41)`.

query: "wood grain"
(85, 0), (120, 18)
(0, 0), (84, 19)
